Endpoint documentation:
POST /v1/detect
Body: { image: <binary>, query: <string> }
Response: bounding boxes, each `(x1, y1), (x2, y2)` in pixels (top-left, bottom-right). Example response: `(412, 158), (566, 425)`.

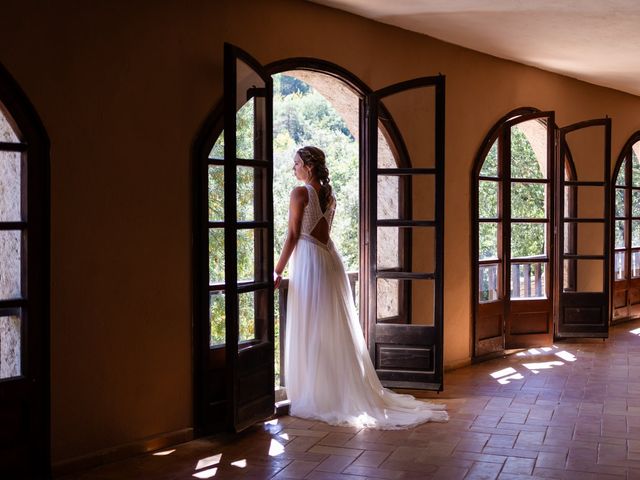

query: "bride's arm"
(274, 187), (306, 288)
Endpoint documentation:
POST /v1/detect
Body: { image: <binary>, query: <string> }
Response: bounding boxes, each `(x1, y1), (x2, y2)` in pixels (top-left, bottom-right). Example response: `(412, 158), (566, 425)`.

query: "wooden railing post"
(535, 263), (542, 297)
(512, 264), (520, 298)
(523, 264), (531, 297)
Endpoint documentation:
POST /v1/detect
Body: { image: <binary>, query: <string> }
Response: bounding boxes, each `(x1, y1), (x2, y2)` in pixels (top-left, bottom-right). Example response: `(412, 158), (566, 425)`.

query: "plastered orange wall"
(2, 0), (640, 463)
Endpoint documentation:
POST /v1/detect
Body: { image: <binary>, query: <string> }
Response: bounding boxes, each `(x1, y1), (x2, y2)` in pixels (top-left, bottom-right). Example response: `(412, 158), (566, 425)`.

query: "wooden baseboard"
(52, 427), (194, 478)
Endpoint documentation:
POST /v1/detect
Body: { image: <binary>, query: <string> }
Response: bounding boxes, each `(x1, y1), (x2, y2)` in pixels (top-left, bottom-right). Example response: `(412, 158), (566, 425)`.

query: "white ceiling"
(309, 0), (640, 96)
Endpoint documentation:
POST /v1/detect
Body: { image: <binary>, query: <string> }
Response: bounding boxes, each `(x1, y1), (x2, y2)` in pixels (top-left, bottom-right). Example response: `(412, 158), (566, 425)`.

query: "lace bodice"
(302, 184), (335, 235)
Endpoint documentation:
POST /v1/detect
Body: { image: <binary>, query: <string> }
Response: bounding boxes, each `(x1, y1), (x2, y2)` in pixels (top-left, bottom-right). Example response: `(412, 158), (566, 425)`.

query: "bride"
(274, 146), (448, 429)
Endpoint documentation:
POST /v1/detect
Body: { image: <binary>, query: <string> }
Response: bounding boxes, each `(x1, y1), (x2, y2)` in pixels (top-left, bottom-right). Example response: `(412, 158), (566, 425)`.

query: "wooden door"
(195, 44), (274, 434)
(365, 75), (445, 390)
(556, 119), (611, 338)
(503, 113), (555, 348)
(0, 64), (50, 478)
(474, 111), (555, 357)
(223, 44), (275, 431)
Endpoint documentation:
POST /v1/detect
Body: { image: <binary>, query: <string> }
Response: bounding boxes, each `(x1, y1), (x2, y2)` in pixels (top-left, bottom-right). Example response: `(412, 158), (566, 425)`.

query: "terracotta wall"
(2, 0), (640, 463)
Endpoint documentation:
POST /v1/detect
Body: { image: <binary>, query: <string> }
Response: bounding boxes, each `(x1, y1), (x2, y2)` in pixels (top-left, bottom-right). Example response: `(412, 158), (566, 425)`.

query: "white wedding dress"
(284, 184), (448, 429)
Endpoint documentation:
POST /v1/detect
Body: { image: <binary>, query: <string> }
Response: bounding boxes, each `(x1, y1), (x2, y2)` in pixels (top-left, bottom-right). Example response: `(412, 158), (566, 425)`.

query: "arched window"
(194, 46), (445, 433)
(473, 108), (555, 358)
(473, 108), (611, 358)
(612, 132), (640, 322)
(0, 63), (50, 477)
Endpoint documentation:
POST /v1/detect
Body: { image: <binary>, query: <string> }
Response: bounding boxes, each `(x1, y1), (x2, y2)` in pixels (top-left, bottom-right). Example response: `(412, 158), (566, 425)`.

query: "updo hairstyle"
(297, 146), (333, 212)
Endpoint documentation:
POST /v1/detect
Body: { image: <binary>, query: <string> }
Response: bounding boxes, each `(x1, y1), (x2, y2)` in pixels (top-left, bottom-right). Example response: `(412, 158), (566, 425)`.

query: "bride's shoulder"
(290, 186), (308, 204)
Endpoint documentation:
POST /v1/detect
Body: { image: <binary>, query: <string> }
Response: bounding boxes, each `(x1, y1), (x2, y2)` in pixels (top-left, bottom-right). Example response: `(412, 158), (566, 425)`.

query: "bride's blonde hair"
(297, 146), (333, 211)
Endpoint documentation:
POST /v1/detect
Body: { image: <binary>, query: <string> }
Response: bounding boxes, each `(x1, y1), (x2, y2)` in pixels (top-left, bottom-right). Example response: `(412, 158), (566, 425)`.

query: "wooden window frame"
(0, 62), (50, 477)
(611, 131), (640, 322)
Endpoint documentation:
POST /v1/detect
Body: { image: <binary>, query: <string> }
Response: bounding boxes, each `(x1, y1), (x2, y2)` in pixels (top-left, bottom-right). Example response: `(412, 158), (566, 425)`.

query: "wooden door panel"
(376, 345), (434, 372)
(475, 300), (504, 357)
(559, 293), (607, 335)
(628, 281), (640, 307)
(222, 43), (275, 432)
(510, 311), (549, 335)
(503, 112), (555, 349)
(556, 119), (611, 338)
(507, 299), (552, 348)
(366, 75), (445, 391)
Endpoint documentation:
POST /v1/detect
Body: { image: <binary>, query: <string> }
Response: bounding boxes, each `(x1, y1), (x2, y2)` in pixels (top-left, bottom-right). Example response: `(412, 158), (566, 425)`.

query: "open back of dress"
(301, 184), (334, 245)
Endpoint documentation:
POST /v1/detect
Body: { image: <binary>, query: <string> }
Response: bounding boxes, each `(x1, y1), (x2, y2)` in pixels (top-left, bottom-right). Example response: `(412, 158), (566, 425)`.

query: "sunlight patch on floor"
(516, 346), (557, 357)
(153, 449), (175, 456)
(491, 346), (572, 382)
(630, 327), (640, 336)
(196, 454), (221, 471)
(269, 439), (285, 456)
(193, 468), (217, 479)
(555, 350), (576, 362)
(490, 367), (517, 379)
(522, 360), (564, 373)
(231, 459), (247, 468)
(489, 367), (524, 384)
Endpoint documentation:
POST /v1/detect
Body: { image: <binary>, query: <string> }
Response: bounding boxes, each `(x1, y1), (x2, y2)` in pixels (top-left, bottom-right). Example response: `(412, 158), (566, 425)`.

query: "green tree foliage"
(478, 127), (547, 300)
(271, 74), (359, 274)
(208, 100), (264, 346)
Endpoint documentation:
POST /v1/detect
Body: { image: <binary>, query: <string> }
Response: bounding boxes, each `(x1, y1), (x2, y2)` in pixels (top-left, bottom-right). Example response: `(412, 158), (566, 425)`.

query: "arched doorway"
(472, 108), (555, 359)
(473, 108), (611, 360)
(193, 45), (446, 433)
(612, 132), (640, 323)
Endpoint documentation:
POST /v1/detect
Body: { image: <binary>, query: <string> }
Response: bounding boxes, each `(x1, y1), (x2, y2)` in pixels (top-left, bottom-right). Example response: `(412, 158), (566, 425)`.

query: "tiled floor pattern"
(63, 319), (640, 479)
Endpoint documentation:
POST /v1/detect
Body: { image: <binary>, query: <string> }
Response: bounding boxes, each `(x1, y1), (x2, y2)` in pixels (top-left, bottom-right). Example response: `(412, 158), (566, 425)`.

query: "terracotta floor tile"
(351, 450), (391, 468)
(314, 454), (354, 473)
(304, 472), (363, 480)
(342, 464), (405, 479)
(271, 459), (319, 479)
(317, 432), (355, 447)
(465, 460), (503, 479)
(454, 440), (488, 453)
(284, 436), (323, 453)
(501, 456), (535, 475)
(535, 452), (567, 469)
(303, 445), (362, 460)
(430, 464), (468, 479)
(486, 435), (517, 448)
(377, 459), (439, 475)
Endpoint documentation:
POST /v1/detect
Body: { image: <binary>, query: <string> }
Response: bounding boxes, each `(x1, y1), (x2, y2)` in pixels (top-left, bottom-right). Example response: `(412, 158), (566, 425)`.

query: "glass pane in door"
(0, 230), (21, 300)
(0, 107), (19, 143)
(0, 151), (21, 222)
(0, 313), (21, 379)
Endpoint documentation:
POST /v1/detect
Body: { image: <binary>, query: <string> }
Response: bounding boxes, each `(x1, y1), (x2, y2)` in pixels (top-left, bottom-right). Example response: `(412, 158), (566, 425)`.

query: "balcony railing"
(479, 257), (547, 302)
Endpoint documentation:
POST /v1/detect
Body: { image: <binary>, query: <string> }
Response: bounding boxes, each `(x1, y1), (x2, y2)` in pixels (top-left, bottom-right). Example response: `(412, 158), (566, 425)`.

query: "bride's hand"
(274, 271), (282, 289)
